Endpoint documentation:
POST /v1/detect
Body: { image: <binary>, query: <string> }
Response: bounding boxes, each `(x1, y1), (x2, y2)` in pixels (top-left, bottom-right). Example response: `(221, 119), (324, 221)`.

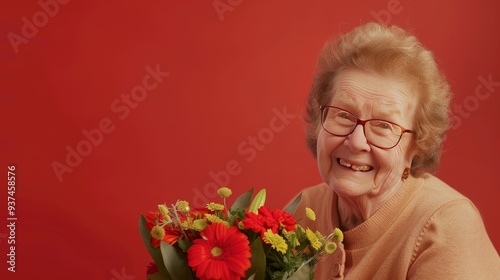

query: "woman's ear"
(406, 143), (419, 170)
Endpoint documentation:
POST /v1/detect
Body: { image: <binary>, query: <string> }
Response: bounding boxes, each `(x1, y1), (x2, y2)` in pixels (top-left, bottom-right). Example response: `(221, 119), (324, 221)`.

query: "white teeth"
(339, 159), (371, 171)
(339, 159), (351, 168)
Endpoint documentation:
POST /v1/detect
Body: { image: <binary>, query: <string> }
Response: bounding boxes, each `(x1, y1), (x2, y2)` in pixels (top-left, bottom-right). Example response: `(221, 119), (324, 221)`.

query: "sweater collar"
(336, 175), (425, 249)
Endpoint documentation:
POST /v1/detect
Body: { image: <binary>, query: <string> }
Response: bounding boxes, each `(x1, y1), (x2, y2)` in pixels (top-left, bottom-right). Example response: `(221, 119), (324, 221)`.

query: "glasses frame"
(320, 105), (414, 149)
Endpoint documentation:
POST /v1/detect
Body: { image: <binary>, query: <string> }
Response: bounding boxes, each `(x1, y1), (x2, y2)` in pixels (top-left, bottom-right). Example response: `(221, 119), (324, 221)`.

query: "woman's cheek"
(316, 131), (342, 181)
(374, 147), (406, 181)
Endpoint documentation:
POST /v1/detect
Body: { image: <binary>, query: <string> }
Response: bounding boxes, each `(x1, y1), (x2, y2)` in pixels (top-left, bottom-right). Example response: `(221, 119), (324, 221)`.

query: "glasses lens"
(365, 120), (403, 148)
(321, 107), (404, 149)
(322, 107), (356, 135)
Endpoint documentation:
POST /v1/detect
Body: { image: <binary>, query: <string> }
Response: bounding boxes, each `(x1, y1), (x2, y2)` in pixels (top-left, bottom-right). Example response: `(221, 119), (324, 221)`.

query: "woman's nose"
(344, 125), (371, 152)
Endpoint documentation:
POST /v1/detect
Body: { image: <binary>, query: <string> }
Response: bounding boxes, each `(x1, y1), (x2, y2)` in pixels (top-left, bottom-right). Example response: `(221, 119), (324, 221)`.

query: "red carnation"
(242, 206), (296, 238)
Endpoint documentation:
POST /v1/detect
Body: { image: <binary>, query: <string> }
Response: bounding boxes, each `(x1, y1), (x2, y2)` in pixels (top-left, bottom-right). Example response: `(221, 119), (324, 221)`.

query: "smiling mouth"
(338, 158), (373, 172)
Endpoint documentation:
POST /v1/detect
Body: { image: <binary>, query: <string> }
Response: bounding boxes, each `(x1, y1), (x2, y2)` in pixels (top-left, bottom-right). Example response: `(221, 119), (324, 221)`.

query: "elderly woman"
(294, 23), (500, 279)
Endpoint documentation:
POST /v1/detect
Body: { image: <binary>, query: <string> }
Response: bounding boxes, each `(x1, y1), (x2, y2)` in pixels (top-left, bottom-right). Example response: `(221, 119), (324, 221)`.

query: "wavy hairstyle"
(305, 23), (451, 176)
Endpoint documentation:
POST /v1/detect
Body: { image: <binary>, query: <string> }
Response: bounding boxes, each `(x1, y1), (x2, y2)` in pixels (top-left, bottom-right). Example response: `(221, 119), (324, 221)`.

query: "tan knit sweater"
(294, 174), (500, 279)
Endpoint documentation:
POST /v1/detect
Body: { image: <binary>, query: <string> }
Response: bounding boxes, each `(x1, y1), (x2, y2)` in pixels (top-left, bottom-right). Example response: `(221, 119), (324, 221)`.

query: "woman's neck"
(337, 180), (404, 231)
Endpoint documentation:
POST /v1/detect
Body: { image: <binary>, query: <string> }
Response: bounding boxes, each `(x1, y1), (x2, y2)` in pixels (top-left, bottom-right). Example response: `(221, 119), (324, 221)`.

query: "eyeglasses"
(320, 106), (414, 149)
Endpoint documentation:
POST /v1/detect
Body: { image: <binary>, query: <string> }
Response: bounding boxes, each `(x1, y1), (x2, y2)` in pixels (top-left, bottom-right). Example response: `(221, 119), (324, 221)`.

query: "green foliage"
(283, 193), (302, 215)
(138, 215), (172, 280)
(230, 188), (254, 212)
(177, 239), (192, 253)
(160, 242), (193, 280)
(246, 238), (266, 280)
(146, 272), (167, 280)
(248, 189), (267, 213)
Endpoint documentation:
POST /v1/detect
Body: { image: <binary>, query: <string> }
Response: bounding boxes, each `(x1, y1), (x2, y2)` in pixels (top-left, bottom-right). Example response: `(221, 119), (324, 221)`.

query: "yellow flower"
(238, 221), (245, 230)
(176, 200), (190, 214)
(305, 228), (322, 250)
(158, 204), (169, 216)
(263, 229), (288, 254)
(150, 225), (165, 240)
(305, 207), (316, 221)
(217, 187), (232, 198)
(324, 241), (337, 254)
(158, 205), (172, 223)
(193, 219), (208, 231)
(181, 220), (190, 230)
(316, 230), (325, 240)
(206, 202), (225, 211)
(333, 228), (344, 243)
(164, 214), (172, 224)
(204, 214), (230, 227)
(204, 214), (223, 223)
(180, 217), (198, 230)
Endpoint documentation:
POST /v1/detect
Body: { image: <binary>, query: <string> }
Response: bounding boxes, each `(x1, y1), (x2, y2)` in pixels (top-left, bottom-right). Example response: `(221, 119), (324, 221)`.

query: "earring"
(402, 167), (410, 180)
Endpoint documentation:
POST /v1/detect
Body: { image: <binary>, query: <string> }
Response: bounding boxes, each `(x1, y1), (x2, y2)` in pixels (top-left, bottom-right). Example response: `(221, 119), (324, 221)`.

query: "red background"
(1, 0), (499, 279)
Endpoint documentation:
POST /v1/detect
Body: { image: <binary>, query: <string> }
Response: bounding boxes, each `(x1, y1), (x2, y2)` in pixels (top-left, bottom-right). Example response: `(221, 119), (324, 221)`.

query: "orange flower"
(145, 206), (214, 248)
(187, 223), (251, 280)
(144, 211), (181, 247)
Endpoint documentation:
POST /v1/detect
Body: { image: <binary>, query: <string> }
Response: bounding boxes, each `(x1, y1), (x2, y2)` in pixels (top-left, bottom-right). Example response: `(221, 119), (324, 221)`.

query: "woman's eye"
(338, 113), (351, 119)
(375, 122), (391, 129)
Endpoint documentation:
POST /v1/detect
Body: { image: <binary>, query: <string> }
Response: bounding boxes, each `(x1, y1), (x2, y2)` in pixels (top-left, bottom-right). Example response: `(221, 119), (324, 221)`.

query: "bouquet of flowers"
(139, 187), (343, 280)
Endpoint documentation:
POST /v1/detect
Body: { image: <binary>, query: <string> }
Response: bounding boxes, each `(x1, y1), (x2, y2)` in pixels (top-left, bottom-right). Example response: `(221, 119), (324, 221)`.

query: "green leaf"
(248, 189), (266, 213)
(147, 272), (167, 280)
(177, 239), (192, 253)
(283, 193), (302, 215)
(138, 215), (172, 280)
(160, 241), (194, 280)
(230, 188), (254, 212)
(246, 238), (266, 280)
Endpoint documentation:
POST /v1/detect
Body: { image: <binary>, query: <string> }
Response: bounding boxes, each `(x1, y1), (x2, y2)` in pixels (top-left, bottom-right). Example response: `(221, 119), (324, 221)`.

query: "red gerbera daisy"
(187, 223), (252, 280)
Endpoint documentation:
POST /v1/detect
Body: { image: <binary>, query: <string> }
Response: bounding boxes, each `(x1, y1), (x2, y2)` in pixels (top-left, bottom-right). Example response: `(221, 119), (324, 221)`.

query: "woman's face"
(317, 69), (417, 198)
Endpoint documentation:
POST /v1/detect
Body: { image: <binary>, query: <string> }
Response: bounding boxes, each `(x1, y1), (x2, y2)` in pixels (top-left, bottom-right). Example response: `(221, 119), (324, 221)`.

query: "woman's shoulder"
(295, 182), (335, 209)
(414, 173), (471, 205)
(409, 174), (500, 277)
(290, 183), (339, 230)
(300, 182), (331, 196)
(409, 173), (488, 239)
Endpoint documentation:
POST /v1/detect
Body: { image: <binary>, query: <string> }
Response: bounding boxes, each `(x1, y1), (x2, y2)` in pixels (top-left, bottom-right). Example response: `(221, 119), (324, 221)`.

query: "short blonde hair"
(306, 23), (451, 176)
